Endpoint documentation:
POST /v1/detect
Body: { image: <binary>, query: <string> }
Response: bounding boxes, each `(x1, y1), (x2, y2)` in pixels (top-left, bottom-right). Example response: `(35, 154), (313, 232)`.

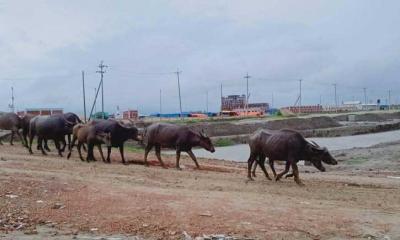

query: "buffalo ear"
(200, 129), (208, 138)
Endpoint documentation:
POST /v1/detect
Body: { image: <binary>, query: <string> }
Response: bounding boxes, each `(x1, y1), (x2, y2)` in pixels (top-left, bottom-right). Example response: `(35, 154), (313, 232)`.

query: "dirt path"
(0, 143), (399, 239)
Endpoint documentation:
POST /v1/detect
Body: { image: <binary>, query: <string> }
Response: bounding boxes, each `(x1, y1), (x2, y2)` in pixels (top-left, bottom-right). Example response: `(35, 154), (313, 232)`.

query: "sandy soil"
(0, 142), (399, 240)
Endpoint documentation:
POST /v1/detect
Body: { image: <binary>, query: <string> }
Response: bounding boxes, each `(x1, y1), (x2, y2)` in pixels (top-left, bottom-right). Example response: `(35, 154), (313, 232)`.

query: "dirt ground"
(0, 141), (399, 240)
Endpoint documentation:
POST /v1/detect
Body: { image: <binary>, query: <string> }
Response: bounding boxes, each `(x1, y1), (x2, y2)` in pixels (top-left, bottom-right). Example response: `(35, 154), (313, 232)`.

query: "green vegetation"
(347, 156), (369, 165)
(125, 144), (144, 153)
(213, 138), (235, 147)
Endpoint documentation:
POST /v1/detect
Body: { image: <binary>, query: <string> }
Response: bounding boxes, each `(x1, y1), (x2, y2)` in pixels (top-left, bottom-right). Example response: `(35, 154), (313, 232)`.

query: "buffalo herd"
(0, 112), (338, 185)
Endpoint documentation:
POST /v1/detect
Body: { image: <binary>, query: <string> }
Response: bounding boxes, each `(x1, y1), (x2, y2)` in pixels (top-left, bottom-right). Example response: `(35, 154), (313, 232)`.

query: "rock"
(199, 212), (213, 217)
(5, 194), (18, 199)
(36, 200), (44, 203)
(90, 228), (98, 232)
(183, 231), (192, 240)
(52, 203), (65, 209)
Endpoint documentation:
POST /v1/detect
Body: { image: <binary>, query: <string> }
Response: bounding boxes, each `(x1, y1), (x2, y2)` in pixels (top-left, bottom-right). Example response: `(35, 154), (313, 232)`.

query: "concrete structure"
(123, 110), (138, 120)
(18, 108), (63, 116)
(221, 95), (246, 111)
(282, 105), (323, 114)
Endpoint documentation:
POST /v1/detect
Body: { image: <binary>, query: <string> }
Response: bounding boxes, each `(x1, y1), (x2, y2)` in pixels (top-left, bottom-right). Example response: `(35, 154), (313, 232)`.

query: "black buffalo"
(86, 119), (140, 164)
(247, 129), (337, 185)
(28, 115), (75, 156)
(0, 112), (25, 146)
(143, 123), (215, 169)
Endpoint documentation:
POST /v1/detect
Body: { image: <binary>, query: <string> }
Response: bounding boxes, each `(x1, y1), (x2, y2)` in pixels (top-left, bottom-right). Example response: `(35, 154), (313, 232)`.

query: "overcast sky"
(1, 0), (400, 115)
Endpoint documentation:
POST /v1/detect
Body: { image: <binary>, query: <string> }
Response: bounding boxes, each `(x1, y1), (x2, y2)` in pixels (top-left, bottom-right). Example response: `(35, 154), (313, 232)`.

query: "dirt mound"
(191, 116), (341, 137)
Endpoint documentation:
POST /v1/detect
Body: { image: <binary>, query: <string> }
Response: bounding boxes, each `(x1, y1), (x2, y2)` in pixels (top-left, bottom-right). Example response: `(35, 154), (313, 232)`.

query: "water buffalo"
(0, 112), (25, 146)
(28, 115), (75, 156)
(86, 119), (140, 164)
(67, 123), (111, 162)
(143, 123), (215, 169)
(247, 129), (337, 185)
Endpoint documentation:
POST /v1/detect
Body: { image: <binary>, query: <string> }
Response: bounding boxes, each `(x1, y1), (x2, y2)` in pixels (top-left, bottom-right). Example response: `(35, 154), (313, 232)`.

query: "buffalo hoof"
(247, 177), (255, 181)
(252, 173), (256, 178)
(176, 167), (182, 170)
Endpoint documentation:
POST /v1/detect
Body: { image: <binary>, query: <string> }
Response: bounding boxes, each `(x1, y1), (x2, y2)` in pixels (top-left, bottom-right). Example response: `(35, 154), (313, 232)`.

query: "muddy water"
(191, 129), (400, 162)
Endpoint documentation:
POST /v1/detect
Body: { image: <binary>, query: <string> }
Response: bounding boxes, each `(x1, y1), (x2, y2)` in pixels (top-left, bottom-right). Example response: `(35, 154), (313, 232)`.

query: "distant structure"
(281, 105), (323, 114)
(221, 94), (269, 116)
(123, 110), (138, 120)
(17, 108), (63, 116)
(221, 95), (246, 111)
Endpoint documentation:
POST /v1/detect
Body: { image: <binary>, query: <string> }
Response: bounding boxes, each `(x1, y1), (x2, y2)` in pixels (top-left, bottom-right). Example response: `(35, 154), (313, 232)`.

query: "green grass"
(347, 156), (369, 165)
(125, 144), (144, 153)
(213, 138), (235, 147)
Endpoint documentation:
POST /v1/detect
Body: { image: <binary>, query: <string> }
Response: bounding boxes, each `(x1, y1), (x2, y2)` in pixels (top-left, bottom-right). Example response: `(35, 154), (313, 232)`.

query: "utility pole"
(206, 90), (209, 113)
(271, 92), (274, 109)
(9, 87), (15, 113)
(298, 79), (302, 115)
(82, 71), (87, 122)
(96, 61), (108, 119)
(159, 89), (162, 121)
(175, 68), (183, 120)
(363, 87), (367, 105)
(220, 83), (223, 112)
(333, 83), (338, 113)
(319, 95), (322, 106)
(244, 73), (251, 116)
(94, 88), (97, 114)
(388, 89), (391, 110)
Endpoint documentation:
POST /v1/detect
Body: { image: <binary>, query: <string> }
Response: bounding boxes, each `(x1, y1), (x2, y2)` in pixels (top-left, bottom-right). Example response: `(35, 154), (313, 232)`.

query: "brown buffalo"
(143, 123), (215, 169)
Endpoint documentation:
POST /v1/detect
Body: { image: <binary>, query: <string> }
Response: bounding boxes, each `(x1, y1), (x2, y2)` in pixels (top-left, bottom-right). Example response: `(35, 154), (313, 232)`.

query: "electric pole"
(244, 73), (251, 116)
(159, 89), (162, 121)
(388, 89), (391, 110)
(363, 87), (367, 105)
(299, 79), (302, 115)
(9, 87), (15, 113)
(220, 83), (223, 112)
(82, 71), (87, 122)
(175, 68), (183, 120)
(333, 83), (337, 113)
(94, 88), (97, 114)
(271, 92), (274, 109)
(96, 61), (108, 119)
(206, 90), (209, 113)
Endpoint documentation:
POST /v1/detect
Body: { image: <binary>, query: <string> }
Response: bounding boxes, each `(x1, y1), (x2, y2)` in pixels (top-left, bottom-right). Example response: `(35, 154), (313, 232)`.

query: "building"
(221, 95), (246, 111)
(123, 110), (138, 120)
(18, 108), (63, 116)
(281, 105), (323, 114)
(248, 103), (269, 113)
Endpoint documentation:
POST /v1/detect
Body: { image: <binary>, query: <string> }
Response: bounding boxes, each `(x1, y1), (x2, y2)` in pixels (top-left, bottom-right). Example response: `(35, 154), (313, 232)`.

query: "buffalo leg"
(67, 134), (71, 151)
(258, 155), (272, 180)
(247, 152), (257, 180)
(77, 142), (85, 161)
(187, 150), (200, 169)
(143, 144), (153, 166)
(106, 147), (112, 163)
(54, 140), (62, 157)
(44, 140), (51, 152)
(175, 150), (181, 170)
(22, 129), (28, 148)
(82, 143), (87, 152)
(28, 134), (34, 154)
(119, 145), (126, 164)
(0, 139), (2, 145)
(276, 161), (290, 181)
(97, 145), (106, 162)
(291, 162), (304, 185)
(15, 130), (25, 147)
(38, 137), (47, 155)
(155, 145), (167, 168)
(251, 158), (258, 178)
(86, 143), (94, 162)
(269, 159), (277, 179)
(10, 131), (14, 145)
(67, 135), (78, 159)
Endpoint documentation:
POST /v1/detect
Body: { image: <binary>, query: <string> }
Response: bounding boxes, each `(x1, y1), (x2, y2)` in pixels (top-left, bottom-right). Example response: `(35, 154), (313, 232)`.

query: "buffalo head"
(198, 130), (215, 153)
(306, 141), (337, 172)
(117, 121), (140, 141)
